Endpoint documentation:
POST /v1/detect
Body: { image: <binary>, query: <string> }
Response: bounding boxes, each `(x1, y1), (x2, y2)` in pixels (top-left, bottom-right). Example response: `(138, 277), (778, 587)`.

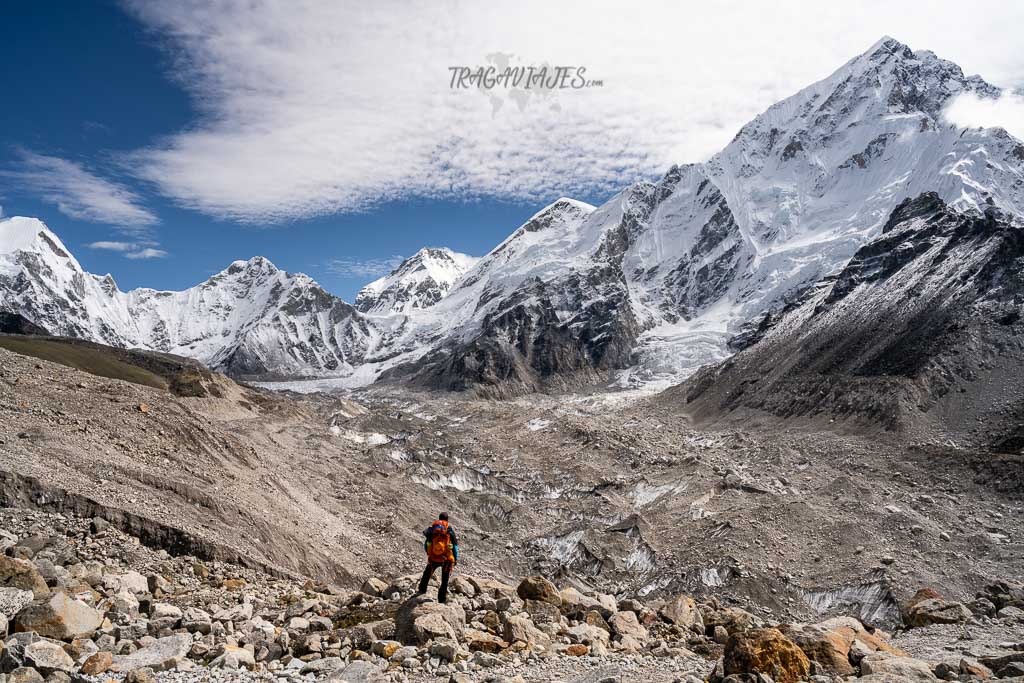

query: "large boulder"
(102, 571), (149, 596)
(23, 640), (74, 675)
(394, 595), (465, 645)
(558, 587), (603, 616)
(659, 594), (703, 632)
(360, 578), (388, 597)
(860, 652), (936, 681)
(905, 598), (972, 628)
(814, 616), (904, 657)
(79, 652), (113, 675)
(0, 588), (34, 620)
(109, 634), (192, 673)
(0, 557), (48, 599)
(516, 576), (561, 606)
(14, 592), (102, 640)
(502, 614), (551, 650)
(608, 610), (648, 642)
(566, 623), (610, 646)
(723, 627), (811, 683)
(779, 623), (855, 676)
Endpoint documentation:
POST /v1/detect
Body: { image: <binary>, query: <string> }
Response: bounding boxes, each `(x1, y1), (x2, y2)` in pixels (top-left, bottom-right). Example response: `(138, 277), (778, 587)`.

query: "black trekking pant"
(417, 560), (453, 603)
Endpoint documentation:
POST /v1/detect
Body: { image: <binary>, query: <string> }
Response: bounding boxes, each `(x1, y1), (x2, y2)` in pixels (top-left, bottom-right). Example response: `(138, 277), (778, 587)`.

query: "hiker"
(416, 512), (459, 603)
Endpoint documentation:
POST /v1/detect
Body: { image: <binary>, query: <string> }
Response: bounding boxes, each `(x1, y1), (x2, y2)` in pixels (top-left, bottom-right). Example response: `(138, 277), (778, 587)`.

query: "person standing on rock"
(416, 512), (459, 603)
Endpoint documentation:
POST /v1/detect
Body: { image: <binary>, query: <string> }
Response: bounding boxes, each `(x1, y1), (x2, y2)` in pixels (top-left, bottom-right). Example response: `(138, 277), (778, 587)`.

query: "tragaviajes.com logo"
(449, 52), (603, 116)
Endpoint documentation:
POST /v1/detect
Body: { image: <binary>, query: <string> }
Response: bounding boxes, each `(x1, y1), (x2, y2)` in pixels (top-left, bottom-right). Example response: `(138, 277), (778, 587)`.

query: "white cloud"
(124, 247), (169, 259)
(88, 241), (168, 260)
(943, 92), (1024, 141)
(87, 241), (136, 252)
(325, 256), (405, 278)
(3, 150), (158, 230)
(123, 0), (1024, 223)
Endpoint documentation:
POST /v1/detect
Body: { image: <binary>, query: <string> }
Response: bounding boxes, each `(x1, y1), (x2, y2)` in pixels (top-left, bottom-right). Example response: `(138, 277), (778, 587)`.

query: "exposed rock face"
(13, 592), (102, 640)
(0, 312), (48, 335)
(722, 628), (811, 683)
(674, 193), (1024, 443)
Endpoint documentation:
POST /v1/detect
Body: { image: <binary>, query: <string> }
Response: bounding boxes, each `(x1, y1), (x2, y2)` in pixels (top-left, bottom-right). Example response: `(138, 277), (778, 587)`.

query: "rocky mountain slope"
(669, 192), (1024, 451)
(2, 37), (1023, 392)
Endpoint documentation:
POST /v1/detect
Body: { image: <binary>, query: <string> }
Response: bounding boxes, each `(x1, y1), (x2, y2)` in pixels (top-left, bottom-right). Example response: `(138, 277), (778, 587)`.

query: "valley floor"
(1, 344), (1022, 629)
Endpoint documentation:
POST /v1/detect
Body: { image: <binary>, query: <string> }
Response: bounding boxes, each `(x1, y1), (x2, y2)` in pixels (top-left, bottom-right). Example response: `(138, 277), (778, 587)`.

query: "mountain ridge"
(2, 37), (1023, 391)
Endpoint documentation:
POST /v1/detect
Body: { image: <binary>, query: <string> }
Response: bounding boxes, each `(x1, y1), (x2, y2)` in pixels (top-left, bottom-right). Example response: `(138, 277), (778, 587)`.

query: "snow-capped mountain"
(0, 216), (382, 378)
(395, 37), (1024, 391)
(354, 248), (478, 315)
(674, 192), (1024, 446)
(2, 37), (1023, 391)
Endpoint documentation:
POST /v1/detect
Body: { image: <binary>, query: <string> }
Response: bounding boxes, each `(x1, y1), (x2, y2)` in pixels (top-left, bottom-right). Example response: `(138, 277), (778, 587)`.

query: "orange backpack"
(426, 520), (453, 563)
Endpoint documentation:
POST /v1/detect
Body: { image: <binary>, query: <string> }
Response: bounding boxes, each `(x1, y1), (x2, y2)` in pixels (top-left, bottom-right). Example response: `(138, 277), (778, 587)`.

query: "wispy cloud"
(124, 247), (169, 259)
(3, 150), (158, 230)
(122, 0), (1024, 223)
(87, 241), (136, 252)
(87, 240), (168, 259)
(944, 91), (1024, 141)
(325, 255), (404, 279)
(3, 150), (169, 259)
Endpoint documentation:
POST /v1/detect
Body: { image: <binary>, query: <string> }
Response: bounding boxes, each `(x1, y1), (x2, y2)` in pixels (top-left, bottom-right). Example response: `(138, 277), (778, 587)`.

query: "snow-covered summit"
(355, 247), (478, 315)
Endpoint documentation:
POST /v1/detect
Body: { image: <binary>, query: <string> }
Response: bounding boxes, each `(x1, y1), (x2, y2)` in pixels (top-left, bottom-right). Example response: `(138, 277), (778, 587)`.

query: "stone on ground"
(13, 592), (102, 640)
(109, 633), (192, 673)
(723, 627), (811, 683)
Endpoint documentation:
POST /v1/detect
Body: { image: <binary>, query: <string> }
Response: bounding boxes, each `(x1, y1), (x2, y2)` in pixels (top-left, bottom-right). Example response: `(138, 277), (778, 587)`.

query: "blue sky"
(0, 2), (573, 299)
(2, 1), (1022, 300)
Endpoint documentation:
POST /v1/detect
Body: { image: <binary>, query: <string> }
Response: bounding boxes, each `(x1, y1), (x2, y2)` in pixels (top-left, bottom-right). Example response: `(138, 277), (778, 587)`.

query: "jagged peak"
(862, 35), (912, 62)
(882, 192), (948, 233)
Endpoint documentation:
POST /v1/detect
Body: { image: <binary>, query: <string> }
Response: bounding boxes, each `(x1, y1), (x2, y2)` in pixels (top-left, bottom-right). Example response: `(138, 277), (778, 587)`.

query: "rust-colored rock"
(724, 627), (811, 683)
(779, 623), (855, 676)
(516, 576), (561, 606)
(80, 652), (114, 675)
(564, 644), (588, 656)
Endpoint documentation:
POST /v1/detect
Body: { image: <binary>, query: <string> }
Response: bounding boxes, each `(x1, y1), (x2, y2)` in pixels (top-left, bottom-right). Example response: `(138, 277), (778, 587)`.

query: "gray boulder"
(327, 660), (386, 682)
(109, 634), (192, 673)
(24, 641), (74, 675)
(14, 593), (102, 640)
